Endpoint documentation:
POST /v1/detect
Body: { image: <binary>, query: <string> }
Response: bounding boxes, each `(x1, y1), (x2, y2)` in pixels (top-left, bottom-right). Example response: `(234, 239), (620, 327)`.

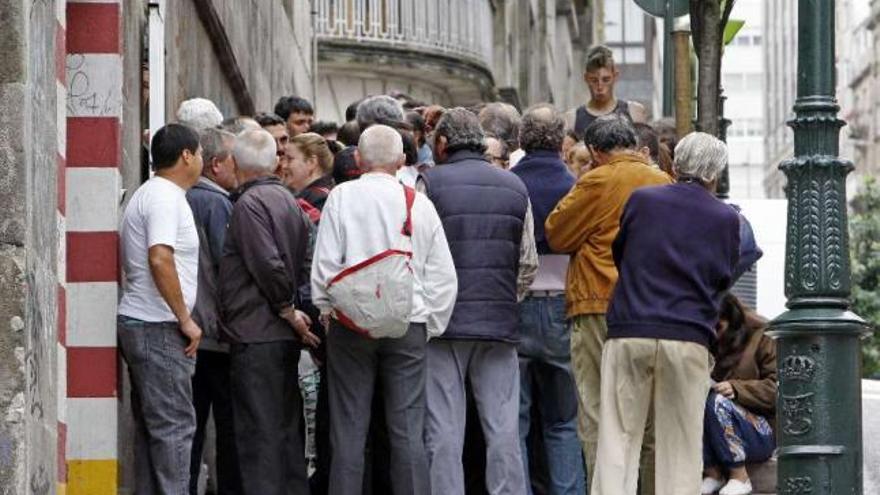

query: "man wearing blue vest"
(512, 104), (585, 494)
(420, 108), (538, 495)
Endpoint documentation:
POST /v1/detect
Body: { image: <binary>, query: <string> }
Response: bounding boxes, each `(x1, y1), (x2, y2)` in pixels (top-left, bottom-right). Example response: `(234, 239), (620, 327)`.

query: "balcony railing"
(314, 0), (494, 68)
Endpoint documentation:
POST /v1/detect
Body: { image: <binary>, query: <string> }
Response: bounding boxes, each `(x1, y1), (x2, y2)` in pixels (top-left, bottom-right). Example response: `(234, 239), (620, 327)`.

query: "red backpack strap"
(296, 198), (321, 223)
(401, 186), (415, 237)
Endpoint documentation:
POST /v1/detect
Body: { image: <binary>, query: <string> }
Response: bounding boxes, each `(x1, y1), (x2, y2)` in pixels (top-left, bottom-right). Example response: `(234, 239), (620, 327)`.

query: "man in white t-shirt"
(118, 122), (204, 495)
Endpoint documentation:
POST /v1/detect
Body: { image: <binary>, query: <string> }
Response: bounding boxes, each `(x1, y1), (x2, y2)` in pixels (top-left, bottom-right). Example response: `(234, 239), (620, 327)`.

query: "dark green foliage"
(851, 177), (880, 378)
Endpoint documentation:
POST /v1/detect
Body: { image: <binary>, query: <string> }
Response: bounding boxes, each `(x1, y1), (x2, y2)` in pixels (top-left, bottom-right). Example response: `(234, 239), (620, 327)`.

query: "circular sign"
(634, 0), (689, 18)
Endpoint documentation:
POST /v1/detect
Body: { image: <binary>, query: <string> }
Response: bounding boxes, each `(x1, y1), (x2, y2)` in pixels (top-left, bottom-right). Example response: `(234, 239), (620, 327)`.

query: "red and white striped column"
(64, 1), (122, 493)
(55, 0), (67, 493)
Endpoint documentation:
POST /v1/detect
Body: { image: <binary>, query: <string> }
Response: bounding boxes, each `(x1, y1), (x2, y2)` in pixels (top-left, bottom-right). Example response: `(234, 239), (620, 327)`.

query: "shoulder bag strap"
(401, 185), (416, 237)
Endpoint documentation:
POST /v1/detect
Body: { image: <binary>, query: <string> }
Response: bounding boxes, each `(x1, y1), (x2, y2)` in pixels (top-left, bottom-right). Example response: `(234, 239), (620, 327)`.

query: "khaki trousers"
(591, 338), (710, 495)
(570, 316), (655, 492)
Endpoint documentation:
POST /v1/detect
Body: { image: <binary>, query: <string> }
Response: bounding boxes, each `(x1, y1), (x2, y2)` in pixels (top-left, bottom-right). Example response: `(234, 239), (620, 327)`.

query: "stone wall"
(164, 0), (314, 120)
(0, 0), (61, 493)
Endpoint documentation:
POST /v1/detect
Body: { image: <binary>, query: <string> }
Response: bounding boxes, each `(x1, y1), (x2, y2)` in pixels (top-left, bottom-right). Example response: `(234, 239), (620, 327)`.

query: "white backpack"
(326, 186), (416, 339)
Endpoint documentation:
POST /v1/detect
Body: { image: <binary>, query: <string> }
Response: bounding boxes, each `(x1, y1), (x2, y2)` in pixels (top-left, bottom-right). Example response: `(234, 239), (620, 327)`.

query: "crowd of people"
(117, 45), (778, 495)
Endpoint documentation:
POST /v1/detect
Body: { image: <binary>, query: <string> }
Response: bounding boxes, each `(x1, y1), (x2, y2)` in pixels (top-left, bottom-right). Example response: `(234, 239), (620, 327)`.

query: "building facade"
(839, 0), (880, 193)
(601, 0), (662, 118)
(723, 0), (767, 199)
(313, 0), (604, 121)
(763, 0), (798, 198)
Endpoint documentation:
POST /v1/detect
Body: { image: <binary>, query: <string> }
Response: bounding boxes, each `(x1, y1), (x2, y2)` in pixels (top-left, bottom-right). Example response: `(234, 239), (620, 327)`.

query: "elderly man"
(420, 108), (538, 495)
(311, 125), (458, 495)
(591, 132), (741, 495)
(333, 95), (405, 184)
(118, 123), (203, 494)
(185, 127), (240, 495)
(479, 102), (523, 167)
(177, 97), (224, 129)
(545, 114), (671, 489)
(219, 129), (316, 495)
(512, 104), (584, 494)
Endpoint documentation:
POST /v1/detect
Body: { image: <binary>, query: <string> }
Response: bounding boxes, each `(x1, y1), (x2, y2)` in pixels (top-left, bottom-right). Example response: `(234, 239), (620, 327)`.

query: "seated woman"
(702, 294), (777, 495)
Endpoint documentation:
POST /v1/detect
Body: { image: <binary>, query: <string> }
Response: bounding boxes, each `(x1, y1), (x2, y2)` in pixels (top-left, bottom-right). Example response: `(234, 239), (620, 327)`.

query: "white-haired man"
(591, 132), (741, 495)
(177, 97), (224, 130)
(311, 124), (458, 495)
(218, 129), (317, 495)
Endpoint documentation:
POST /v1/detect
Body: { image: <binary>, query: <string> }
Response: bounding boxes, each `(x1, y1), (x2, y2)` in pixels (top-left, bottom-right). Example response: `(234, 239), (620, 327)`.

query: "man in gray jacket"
(219, 129), (317, 495)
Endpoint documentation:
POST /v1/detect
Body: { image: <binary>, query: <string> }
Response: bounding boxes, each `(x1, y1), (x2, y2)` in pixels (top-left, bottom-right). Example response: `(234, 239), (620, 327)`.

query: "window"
(604, 0), (647, 65)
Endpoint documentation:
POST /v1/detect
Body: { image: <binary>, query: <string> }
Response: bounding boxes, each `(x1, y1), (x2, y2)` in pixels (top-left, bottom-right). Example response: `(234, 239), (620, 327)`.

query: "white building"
(724, 0), (767, 199)
(763, 0), (798, 198)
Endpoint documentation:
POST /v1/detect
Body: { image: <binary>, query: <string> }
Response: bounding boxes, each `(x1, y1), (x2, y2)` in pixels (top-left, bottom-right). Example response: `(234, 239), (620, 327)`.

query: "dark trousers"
(189, 350), (242, 495)
(230, 341), (309, 495)
(327, 321), (429, 495)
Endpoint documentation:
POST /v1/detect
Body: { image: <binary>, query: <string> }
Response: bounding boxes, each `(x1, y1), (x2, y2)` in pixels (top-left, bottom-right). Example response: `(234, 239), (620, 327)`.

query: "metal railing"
(314, 0), (494, 67)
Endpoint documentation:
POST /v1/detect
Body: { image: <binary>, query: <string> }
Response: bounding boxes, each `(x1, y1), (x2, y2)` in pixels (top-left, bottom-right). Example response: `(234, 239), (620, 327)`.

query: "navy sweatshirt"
(606, 182), (741, 348)
(511, 150), (575, 254)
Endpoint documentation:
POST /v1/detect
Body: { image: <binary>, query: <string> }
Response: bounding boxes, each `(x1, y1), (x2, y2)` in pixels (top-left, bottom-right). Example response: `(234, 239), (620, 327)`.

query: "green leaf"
(724, 19), (745, 45)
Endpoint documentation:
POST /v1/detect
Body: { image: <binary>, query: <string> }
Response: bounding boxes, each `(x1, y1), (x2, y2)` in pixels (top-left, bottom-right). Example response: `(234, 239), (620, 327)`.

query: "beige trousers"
(590, 338), (710, 495)
(570, 315), (654, 492)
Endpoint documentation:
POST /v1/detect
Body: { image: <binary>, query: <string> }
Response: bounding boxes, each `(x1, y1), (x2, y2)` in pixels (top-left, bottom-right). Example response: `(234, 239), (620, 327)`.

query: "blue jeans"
(118, 316), (196, 495)
(518, 296), (586, 495)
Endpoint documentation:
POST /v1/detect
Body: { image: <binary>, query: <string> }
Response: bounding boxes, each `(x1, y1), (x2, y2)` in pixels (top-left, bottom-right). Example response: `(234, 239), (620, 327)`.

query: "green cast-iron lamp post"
(768, 0), (870, 493)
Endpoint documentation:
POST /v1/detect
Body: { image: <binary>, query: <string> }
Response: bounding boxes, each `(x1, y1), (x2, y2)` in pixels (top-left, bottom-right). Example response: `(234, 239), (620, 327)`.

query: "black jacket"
(219, 176), (310, 344)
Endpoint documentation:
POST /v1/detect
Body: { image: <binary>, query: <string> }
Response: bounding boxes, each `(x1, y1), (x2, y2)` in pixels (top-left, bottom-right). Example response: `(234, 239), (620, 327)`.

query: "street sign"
(634, 0), (689, 18)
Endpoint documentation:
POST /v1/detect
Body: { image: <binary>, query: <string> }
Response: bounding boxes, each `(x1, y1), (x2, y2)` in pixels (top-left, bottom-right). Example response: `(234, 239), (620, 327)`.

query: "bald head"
(520, 103), (565, 153)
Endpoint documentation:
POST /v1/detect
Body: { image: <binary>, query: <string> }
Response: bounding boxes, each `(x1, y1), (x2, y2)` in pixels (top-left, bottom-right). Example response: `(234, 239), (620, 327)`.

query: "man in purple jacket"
(591, 132), (741, 495)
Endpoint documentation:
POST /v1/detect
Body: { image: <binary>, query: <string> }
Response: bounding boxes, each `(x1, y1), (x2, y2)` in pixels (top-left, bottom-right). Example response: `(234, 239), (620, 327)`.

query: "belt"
(529, 290), (565, 298)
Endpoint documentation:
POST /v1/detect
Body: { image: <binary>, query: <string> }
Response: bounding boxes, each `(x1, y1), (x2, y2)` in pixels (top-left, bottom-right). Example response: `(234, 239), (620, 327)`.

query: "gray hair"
(520, 104), (565, 153)
(358, 124), (404, 169)
(583, 114), (637, 152)
(200, 127), (235, 167)
(479, 102), (521, 152)
(435, 107), (486, 154)
(673, 132), (727, 183)
(176, 98), (224, 130)
(233, 129), (277, 173)
(221, 116), (260, 134)
(356, 95), (405, 130)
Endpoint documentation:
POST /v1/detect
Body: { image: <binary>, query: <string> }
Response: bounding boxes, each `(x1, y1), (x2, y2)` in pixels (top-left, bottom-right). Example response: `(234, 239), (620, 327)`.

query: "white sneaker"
(719, 478), (753, 495)
(701, 477), (725, 494)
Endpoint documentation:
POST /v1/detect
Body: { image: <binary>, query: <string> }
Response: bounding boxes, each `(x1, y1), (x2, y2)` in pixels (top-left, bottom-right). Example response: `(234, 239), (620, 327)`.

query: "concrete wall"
(0, 0), (61, 493)
(164, 0), (314, 120)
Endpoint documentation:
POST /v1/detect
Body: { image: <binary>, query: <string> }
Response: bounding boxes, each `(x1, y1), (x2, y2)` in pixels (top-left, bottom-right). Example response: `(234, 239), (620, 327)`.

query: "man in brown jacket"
(218, 129), (318, 495)
(545, 114), (671, 488)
